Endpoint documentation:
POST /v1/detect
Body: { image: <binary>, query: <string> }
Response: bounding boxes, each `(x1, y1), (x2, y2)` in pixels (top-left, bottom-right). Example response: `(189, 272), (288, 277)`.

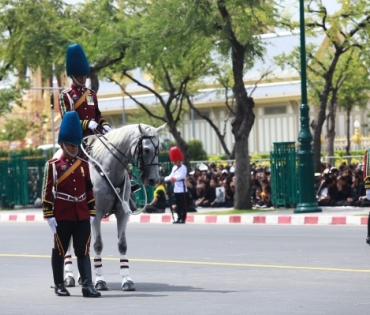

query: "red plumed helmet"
(169, 146), (183, 162)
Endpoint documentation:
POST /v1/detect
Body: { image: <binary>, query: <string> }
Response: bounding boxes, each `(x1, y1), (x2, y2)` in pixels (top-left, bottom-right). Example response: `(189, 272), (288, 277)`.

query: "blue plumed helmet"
(58, 111), (82, 146)
(66, 43), (89, 76)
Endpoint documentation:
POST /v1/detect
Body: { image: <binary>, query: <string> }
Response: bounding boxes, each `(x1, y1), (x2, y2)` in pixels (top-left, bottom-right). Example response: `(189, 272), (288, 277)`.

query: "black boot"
(77, 255), (101, 297)
(51, 249), (70, 296)
(54, 283), (70, 296)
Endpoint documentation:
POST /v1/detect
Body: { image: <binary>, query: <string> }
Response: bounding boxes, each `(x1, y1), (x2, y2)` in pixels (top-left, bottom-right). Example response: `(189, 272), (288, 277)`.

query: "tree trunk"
(313, 96), (327, 171)
(326, 94), (337, 166)
(346, 108), (352, 165)
(231, 47), (255, 210)
(312, 52), (341, 171)
(188, 98), (232, 158)
(89, 72), (100, 92)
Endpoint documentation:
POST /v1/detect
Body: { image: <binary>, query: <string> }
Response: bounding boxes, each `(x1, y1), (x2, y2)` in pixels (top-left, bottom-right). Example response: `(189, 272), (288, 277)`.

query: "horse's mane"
(91, 124), (156, 160)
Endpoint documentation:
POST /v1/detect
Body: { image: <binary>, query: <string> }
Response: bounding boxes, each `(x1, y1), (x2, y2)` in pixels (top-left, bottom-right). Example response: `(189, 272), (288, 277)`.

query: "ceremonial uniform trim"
(58, 84), (107, 137)
(41, 155), (95, 220)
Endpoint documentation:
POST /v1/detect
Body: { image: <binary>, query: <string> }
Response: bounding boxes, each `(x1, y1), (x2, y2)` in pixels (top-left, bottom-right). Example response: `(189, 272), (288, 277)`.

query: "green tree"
(336, 53), (369, 157)
(0, 0), (69, 81)
(0, 0), (127, 95)
(276, 0), (370, 170)
(0, 118), (30, 149)
(0, 86), (23, 115)
(109, 0), (276, 209)
(187, 139), (207, 161)
(96, 0), (215, 172)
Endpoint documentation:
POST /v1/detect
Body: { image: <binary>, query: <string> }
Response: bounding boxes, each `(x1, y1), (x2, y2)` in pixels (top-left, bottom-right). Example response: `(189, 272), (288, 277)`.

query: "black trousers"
(54, 220), (91, 257)
(174, 192), (187, 222)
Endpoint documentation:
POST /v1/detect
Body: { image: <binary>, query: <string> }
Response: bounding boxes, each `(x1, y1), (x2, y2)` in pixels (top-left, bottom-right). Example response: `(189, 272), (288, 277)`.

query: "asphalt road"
(0, 222), (369, 315)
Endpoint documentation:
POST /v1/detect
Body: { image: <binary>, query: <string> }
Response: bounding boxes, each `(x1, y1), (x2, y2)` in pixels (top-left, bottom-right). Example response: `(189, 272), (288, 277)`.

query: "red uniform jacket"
(42, 155), (95, 221)
(59, 84), (108, 137)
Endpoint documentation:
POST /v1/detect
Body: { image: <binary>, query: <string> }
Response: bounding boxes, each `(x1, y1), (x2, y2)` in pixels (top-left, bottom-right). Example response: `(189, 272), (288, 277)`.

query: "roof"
(244, 31), (326, 81)
(99, 32), (325, 95)
(99, 81), (301, 112)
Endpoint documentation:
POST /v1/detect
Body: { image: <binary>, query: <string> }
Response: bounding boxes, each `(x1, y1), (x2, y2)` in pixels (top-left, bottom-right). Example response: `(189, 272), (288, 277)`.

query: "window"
(264, 106), (286, 115)
(193, 110), (210, 120)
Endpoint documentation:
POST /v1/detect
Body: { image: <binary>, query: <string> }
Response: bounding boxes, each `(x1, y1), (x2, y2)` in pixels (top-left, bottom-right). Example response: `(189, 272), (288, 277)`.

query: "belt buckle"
(74, 196), (78, 202)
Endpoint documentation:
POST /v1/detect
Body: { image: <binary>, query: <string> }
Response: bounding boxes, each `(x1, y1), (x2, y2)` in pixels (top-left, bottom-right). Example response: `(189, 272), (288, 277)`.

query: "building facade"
(5, 32), (369, 154)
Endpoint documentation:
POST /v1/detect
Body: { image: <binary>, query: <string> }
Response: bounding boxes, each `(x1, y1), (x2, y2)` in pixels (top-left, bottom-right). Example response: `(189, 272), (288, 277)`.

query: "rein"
(82, 127), (160, 216)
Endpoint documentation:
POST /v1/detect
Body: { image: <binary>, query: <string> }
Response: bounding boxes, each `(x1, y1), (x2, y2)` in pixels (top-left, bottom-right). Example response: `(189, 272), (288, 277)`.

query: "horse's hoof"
(64, 276), (75, 287)
(122, 280), (136, 291)
(95, 280), (108, 291)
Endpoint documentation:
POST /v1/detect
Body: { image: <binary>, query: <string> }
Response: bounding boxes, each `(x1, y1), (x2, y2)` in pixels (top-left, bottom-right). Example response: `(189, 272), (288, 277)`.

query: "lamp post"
(294, 0), (321, 213)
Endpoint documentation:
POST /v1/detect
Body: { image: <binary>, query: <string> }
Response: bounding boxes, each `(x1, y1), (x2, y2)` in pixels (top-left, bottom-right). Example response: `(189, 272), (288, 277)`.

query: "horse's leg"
(92, 211), (109, 291)
(116, 206), (135, 291)
(64, 239), (75, 287)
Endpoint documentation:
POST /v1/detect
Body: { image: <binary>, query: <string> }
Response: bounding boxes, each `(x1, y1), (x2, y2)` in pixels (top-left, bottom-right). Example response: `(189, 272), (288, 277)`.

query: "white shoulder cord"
(51, 161), (58, 198)
(65, 92), (74, 110)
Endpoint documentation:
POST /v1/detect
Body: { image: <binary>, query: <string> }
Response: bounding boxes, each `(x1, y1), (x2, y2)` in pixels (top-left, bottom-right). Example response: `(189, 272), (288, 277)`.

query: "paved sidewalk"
(0, 206), (369, 225)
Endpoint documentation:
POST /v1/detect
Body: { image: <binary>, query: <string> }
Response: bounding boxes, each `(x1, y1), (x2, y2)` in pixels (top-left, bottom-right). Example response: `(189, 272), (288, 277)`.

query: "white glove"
(47, 217), (58, 234)
(88, 120), (99, 130)
(103, 125), (112, 132)
(90, 216), (95, 225)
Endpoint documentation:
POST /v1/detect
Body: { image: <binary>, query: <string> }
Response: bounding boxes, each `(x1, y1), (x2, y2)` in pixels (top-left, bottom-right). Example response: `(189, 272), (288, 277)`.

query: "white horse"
(63, 123), (166, 291)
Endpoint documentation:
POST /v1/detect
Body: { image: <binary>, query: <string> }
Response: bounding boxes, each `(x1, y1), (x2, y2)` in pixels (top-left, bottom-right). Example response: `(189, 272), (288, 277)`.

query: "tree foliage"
(276, 0), (370, 171)
(187, 139), (208, 161)
(0, 118), (30, 148)
(0, 0), (277, 209)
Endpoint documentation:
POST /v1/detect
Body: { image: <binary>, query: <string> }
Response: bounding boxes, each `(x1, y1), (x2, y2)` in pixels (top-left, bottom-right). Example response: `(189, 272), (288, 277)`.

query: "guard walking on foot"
(165, 146), (188, 223)
(42, 111), (101, 298)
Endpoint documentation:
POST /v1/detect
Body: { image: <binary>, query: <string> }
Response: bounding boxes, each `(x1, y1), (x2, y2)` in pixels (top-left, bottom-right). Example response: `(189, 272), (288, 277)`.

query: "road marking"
(1, 253), (370, 273)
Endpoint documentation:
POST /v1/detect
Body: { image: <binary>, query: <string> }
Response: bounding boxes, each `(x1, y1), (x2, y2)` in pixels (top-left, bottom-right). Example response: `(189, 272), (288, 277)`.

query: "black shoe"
(54, 283), (70, 296)
(173, 220), (180, 224)
(82, 280), (101, 297)
(366, 236), (370, 245)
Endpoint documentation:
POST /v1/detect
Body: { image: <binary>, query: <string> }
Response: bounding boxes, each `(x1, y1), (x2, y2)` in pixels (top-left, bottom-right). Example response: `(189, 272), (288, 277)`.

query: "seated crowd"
(185, 163), (236, 209)
(146, 159), (368, 213)
(315, 162), (370, 207)
(186, 162), (272, 209)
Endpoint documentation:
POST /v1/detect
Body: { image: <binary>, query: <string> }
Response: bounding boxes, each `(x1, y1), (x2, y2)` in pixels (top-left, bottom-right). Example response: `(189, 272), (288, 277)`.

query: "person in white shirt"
(165, 147), (188, 224)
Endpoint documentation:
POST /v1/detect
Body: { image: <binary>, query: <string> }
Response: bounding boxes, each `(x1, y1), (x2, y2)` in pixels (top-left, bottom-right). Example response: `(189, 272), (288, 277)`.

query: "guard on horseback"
(42, 111), (101, 298)
(59, 43), (111, 138)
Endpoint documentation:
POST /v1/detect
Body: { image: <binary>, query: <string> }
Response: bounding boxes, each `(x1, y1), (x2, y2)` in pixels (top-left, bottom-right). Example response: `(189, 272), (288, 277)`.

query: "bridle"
(87, 127), (160, 179)
(131, 135), (161, 171)
(81, 127), (161, 216)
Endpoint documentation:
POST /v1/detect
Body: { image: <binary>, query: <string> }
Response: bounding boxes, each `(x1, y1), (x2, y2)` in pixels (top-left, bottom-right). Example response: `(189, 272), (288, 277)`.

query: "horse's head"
(130, 123), (166, 186)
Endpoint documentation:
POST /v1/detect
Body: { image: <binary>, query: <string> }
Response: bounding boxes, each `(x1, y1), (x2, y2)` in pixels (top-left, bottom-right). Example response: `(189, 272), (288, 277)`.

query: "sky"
(276, 0), (342, 32)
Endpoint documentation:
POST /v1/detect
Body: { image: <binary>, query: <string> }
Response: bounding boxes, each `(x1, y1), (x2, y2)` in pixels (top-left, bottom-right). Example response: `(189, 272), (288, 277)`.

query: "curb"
(0, 213), (367, 225)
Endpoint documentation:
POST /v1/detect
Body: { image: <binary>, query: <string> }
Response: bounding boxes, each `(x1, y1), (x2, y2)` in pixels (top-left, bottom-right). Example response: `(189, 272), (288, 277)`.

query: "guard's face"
(62, 143), (79, 159)
(73, 75), (87, 85)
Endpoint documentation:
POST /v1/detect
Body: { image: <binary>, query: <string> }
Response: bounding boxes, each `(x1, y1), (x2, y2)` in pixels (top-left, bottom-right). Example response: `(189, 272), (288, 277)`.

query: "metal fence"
(270, 142), (297, 208)
(0, 155), (46, 207)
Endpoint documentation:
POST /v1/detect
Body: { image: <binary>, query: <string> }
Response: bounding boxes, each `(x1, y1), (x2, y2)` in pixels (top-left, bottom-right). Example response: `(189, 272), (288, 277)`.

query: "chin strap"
(70, 76), (85, 88)
(62, 143), (78, 158)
